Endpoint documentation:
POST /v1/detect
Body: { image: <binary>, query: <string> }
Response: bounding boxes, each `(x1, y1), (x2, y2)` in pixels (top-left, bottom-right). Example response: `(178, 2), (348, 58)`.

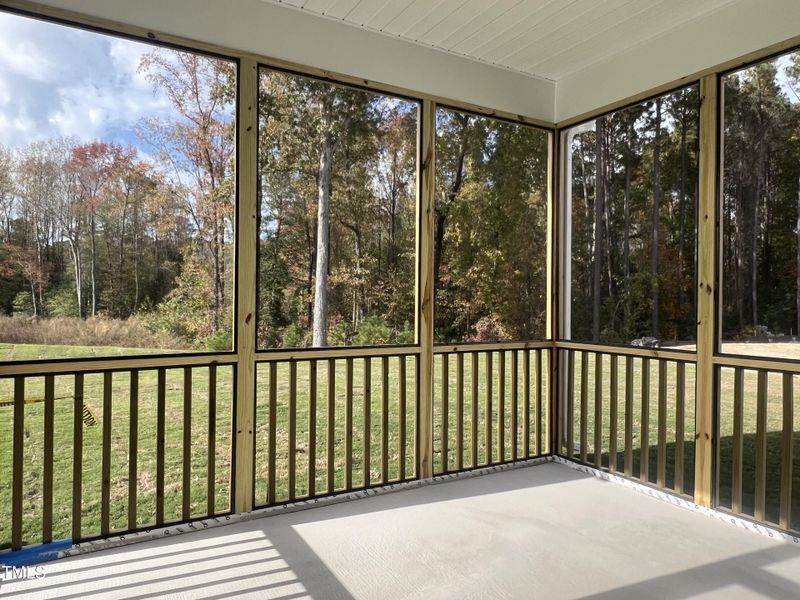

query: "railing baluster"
(364, 357), (371, 487)
(128, 370), (139, 529)
(399, 356), (407, 480)
(511, 351), (518, 461)
(471, 352), (479, 467)
(182, 368), (192, 520)
(267, 362), (277, 505)
(11, 377), (24, 550)
(101, 371), (113, 535)
(536, 349), (543, 457)
(580, 351), (588, 463)
(523, 349), (531, 457)
(441, 353), (449, 472)
(42, 375), (55, 544)
(72, 373), (84, 541)
(657, 360), (667, 488)
(566, 350), (575, 459)
(609, 355), (618, 473)
(309, 360), (317, 497)
(780, 373), (793, 530)
(486, 352), (493, 464)
(675, 362), (686, 495)
(594, 353), (602, 468)
(624, 357), (633, 476)
(156, 368), (166, 525)
(731, 368), (744, 512)
(328, 358), (336, 494)
(755, 370), (768, 522)
(382, 356), (389, 484)
(207, 364), (217, 515)
(288, 361), (297, 501)
(640, 358), (650, 483)
(457, 353), (464, 471)
(498, 351), (506, 462)
(345, 358), (352, 490)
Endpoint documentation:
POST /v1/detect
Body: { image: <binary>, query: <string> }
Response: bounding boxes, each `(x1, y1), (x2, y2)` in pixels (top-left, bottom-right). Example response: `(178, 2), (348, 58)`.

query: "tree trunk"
(752, 176), (760, 328)
(602, 123), (613, 300)
(592, 118), (605, 342)
(651, 99), (662, 339)
(678, 103), (688, 313)
(313, 134), (334, 347)
(735, 186), (745, 333)
(68, 238), (83, 318)
(212, 213), (222, 333)
(434, 117), (468, 287)
(796, 177), (800, 336)
(29, 280), (37, 318)
(90, 210), (98, 317)
(623, 120), (632, 336)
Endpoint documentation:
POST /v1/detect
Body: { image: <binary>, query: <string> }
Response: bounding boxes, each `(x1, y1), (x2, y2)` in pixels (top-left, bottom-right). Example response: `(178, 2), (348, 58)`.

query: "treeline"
(568, 51), (800, 346)
(435, 109), (549, 342)
(257, 72), (418, 348)
(568, 85), (700, 344)
(0, 49), (236, 349)
(721, 54), (800, 340)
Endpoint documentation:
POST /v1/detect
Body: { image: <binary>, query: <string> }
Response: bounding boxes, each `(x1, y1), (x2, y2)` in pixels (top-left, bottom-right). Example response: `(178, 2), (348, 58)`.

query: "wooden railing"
(432, 345), (550, 474)
(716, 364), (798, 534)
(4, 342), (799, 554)
(253, 352), (419, 505)
(0, 362), (235, 551)
(559, 347), (697, 497)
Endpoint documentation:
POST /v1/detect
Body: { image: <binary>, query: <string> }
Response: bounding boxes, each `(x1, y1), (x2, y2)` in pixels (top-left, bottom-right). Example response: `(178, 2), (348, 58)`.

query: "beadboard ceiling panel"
(261, 0), (741, 80)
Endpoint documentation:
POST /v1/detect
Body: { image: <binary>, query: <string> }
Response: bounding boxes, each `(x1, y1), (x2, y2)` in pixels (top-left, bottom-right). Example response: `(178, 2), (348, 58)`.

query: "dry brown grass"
(0, 315), (187, 350)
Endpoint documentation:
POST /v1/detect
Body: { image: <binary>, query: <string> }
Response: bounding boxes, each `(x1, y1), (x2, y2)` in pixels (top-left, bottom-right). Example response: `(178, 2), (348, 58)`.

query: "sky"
(0, 10), (173, 154)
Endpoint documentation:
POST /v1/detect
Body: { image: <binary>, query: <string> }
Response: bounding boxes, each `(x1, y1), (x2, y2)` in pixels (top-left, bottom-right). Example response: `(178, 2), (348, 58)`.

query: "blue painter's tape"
(0, 540), (73, 567)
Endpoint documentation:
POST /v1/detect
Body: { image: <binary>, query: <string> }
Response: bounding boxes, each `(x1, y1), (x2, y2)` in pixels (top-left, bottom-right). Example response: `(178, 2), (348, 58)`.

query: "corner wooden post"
(417, 99), (436, 479)
(695, 74), (719, 508)
(547, 129), (558, 455)
(234, 57), (259, 513)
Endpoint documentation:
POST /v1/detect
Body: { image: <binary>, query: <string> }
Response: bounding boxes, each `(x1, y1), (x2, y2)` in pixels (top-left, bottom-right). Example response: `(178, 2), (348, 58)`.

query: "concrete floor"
(2, 463), (800, 599)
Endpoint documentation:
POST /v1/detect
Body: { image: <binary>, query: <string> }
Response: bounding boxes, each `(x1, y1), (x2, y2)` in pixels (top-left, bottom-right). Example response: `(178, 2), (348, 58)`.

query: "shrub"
(352, 315), (393, 346)
(45, 287), (80, 318)
(396, 321), (415, 344)
(202, 329), (233, 352)
(328, 321), (352, 346)
(11, 291), (33, 316)
(281, 323), (308, 348)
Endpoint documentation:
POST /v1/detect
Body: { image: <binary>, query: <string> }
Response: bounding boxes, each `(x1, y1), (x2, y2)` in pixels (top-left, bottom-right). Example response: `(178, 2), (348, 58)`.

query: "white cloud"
(0, 10), (174, 150)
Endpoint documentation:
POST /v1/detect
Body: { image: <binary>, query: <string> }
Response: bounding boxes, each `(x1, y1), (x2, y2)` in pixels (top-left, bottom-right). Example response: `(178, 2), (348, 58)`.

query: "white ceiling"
(262, 0), (739, 81)
(28, 0), (800, 122)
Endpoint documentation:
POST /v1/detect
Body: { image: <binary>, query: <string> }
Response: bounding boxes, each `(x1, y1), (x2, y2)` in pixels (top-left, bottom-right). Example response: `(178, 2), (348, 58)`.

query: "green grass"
(0, 344), (233, 550)
(2, 343), (799, 550)
(564, 353), (800, 532)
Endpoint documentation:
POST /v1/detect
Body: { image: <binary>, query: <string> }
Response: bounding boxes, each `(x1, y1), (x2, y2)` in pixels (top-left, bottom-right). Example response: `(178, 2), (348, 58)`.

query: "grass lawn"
(0, 343), (234, 551)
(1, 342), (798, 549)
(566, 351), (800, 532)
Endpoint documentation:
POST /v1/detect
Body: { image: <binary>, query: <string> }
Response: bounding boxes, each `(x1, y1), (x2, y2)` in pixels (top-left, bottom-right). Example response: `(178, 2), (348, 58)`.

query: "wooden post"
(417, 99), (436, 479)
(694, 74), (719, 508)
(547, 130), (557, 456)
(234, 57), (258, 513)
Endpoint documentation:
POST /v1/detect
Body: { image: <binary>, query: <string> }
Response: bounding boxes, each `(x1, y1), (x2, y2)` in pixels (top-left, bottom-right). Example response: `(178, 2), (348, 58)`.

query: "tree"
(70, 142), (117, 316)
(139, 48), (236, 335)
(0, 145), (14, 242)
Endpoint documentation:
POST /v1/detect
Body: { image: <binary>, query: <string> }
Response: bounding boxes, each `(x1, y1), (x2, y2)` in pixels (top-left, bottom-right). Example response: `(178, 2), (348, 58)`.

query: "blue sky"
(0, 10), (173, 154)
